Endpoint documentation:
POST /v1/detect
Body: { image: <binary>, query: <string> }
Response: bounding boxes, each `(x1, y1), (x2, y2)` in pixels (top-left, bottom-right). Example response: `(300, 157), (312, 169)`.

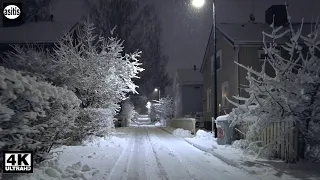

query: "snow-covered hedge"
(119, 100), (138, 125)
(0, 66), (81, 163)
(69, 107), (117, 144)
(150, 97), (173, 121)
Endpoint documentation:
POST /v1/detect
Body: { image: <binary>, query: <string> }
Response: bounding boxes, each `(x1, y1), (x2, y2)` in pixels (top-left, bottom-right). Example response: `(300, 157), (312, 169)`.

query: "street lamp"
(192, 0), (217, 138)
(154, 88), (160, 101)
(192, 0), (205, 8)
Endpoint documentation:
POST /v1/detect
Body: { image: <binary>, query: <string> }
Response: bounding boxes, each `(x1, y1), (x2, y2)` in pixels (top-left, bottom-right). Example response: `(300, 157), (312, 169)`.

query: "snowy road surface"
(98, 126), (257, 180)
(12, 125), (258, 180)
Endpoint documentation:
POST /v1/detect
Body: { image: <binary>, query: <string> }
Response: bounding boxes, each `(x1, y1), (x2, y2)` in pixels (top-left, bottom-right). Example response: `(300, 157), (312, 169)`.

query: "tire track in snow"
(153, 127), (258, 180)
(145, 127), (170, 180)
(126, 127), (147, 180)
(107, 128), (136, 180)
(145, 127), (194, 180)
(148, 127), (197, 180)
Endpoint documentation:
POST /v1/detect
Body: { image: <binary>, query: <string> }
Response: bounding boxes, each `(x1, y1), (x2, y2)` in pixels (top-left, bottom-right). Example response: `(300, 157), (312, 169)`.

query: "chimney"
(193, 65), (197, 71)
(265, 5), (288, 27)
(50, 14), (53, 22)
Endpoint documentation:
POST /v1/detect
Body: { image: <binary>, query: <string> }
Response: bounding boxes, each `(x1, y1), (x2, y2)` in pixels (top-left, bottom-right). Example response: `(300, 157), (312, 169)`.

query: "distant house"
(0, 0), (85, 56)
(172, 66), (203, 118)
(200, 5), (313, 131)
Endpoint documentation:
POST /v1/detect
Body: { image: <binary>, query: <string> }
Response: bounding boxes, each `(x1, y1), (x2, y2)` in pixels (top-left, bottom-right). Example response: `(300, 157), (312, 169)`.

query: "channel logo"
(2, 3), (22, 26)
(3, 4), (20, 19)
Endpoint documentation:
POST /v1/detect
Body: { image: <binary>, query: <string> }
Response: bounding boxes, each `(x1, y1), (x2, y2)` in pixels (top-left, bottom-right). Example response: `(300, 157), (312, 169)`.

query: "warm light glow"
(154, 88), (158, 92)
(146, 101), (151, 109)
(192, 0), (205, 8)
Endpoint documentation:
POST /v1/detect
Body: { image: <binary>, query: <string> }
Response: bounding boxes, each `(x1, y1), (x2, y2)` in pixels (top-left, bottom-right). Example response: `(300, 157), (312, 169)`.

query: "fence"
(236, 121), (300, 163)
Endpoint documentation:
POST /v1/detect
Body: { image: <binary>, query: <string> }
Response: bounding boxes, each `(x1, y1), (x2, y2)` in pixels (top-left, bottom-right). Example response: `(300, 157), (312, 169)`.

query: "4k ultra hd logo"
(2, 3), (22, 25)
(3, 151), (33, 173)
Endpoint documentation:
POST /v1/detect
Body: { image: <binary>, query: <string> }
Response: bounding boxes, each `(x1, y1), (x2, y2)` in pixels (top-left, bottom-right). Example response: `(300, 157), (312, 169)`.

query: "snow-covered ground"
(5, 124), (319, 180)
(7, 126), (258, 180)
(163, 127), (320, 180)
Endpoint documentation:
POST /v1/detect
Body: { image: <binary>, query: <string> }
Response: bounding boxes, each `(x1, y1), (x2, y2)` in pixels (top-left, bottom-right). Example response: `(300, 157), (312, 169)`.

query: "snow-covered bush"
(0, 66), (81, 163)
(2, 45), (60, 84)
(69, 107), (118, 144)
(119, 100), (138, 126)
(150, 97), (174, 122)
(228, 12), (320, 162)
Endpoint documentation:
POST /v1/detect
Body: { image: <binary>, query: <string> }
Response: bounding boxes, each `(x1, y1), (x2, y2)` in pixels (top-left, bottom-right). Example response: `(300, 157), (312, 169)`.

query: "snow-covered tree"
(86, 0), (171, 95)
(150, 97), (174, 122)
(53, 22), (144, 108)
(119, 99), (138, 126)
(228, 13), (320, 162)
(3, 22), (144, 109)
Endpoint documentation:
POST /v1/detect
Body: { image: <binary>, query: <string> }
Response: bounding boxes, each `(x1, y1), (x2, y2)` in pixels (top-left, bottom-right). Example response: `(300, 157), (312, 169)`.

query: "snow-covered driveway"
(13, 126), (258, 180)
(104, 126), (257, 180)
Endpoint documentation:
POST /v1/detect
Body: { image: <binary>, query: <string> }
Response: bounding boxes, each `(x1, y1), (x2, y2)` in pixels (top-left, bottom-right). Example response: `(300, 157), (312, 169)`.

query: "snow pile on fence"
(173, 128), (193, 138)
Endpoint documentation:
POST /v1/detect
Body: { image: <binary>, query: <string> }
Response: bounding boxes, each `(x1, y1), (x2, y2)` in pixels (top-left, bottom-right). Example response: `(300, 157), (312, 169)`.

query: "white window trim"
(221, 81), (229, 108)
(206, 88), (211, 112)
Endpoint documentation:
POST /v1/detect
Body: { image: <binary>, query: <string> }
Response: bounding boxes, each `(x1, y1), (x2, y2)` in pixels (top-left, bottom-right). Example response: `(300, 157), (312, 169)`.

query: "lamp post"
(192, 0), (217, 138)
(154, 88), (160, 101)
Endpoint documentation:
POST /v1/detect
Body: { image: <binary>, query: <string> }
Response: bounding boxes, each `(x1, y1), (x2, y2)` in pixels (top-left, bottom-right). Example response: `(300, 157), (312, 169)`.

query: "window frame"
(221, 81), (229, 108)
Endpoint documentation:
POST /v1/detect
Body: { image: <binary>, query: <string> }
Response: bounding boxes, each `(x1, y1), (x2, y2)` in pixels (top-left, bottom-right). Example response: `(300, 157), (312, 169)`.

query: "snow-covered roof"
(175, 69), (203, 85)
(0, 22), (77, 44)
(217, 23), (316, 45)
(49, 0), (86, 23)
(0, 0), (85, 44)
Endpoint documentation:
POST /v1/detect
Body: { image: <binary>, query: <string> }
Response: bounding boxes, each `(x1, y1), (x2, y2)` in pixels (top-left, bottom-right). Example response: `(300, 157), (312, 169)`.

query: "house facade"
(173, 68), (203, 118)
(200, 5), (313, 131)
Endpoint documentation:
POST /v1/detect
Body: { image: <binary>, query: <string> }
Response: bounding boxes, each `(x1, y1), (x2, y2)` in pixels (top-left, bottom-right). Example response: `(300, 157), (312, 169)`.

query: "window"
(258, 47), (281, 61)
(258, 48), (268, 60)
(211, 50), (222, 74)
(206, 88), (211, 112)
(221, 81), (229, 107)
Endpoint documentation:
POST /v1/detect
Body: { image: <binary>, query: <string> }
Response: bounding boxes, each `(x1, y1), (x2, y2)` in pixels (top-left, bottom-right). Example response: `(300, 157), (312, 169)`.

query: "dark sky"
(152, 0), (212, 78)
(150, 0), (320, 79)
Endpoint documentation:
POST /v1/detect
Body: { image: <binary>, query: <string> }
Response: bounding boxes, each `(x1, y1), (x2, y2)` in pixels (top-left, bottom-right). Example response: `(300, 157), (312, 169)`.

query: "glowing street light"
(192, 0), (218, 138)
(154, 88), (160, 100)
(192, 0), (205, 8)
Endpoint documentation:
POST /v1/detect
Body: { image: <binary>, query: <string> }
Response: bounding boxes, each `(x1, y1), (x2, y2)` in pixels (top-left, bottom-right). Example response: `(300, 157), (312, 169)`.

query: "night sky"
(151, 0), (320, 79)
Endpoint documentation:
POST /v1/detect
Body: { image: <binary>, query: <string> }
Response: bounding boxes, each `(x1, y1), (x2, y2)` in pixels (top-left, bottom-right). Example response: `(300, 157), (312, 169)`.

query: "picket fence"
(236, 121), (300, 163)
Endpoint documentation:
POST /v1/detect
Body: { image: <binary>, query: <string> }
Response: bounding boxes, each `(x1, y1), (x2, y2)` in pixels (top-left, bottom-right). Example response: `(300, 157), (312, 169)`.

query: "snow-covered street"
(106, 126), (257, 180)
(11, 125), (257, 180)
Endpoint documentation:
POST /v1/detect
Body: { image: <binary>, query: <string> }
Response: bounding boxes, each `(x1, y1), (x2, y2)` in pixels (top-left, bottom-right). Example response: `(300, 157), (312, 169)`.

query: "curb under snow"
(159, 127), (242, 170)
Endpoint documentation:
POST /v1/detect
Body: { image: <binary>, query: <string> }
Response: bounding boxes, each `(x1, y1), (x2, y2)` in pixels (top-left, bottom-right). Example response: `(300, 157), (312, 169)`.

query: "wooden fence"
(236, 121), (300, 163)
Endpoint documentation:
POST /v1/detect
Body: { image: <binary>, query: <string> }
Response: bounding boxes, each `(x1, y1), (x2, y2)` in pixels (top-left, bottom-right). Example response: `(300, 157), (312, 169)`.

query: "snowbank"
(82, 136), (126, 148)
(14, 158), (99, 180)
(172, 128), (193, 138)
(155, 121), (162, 126)
(194, 130), (215, 140)
(184, 132), (320, 180)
